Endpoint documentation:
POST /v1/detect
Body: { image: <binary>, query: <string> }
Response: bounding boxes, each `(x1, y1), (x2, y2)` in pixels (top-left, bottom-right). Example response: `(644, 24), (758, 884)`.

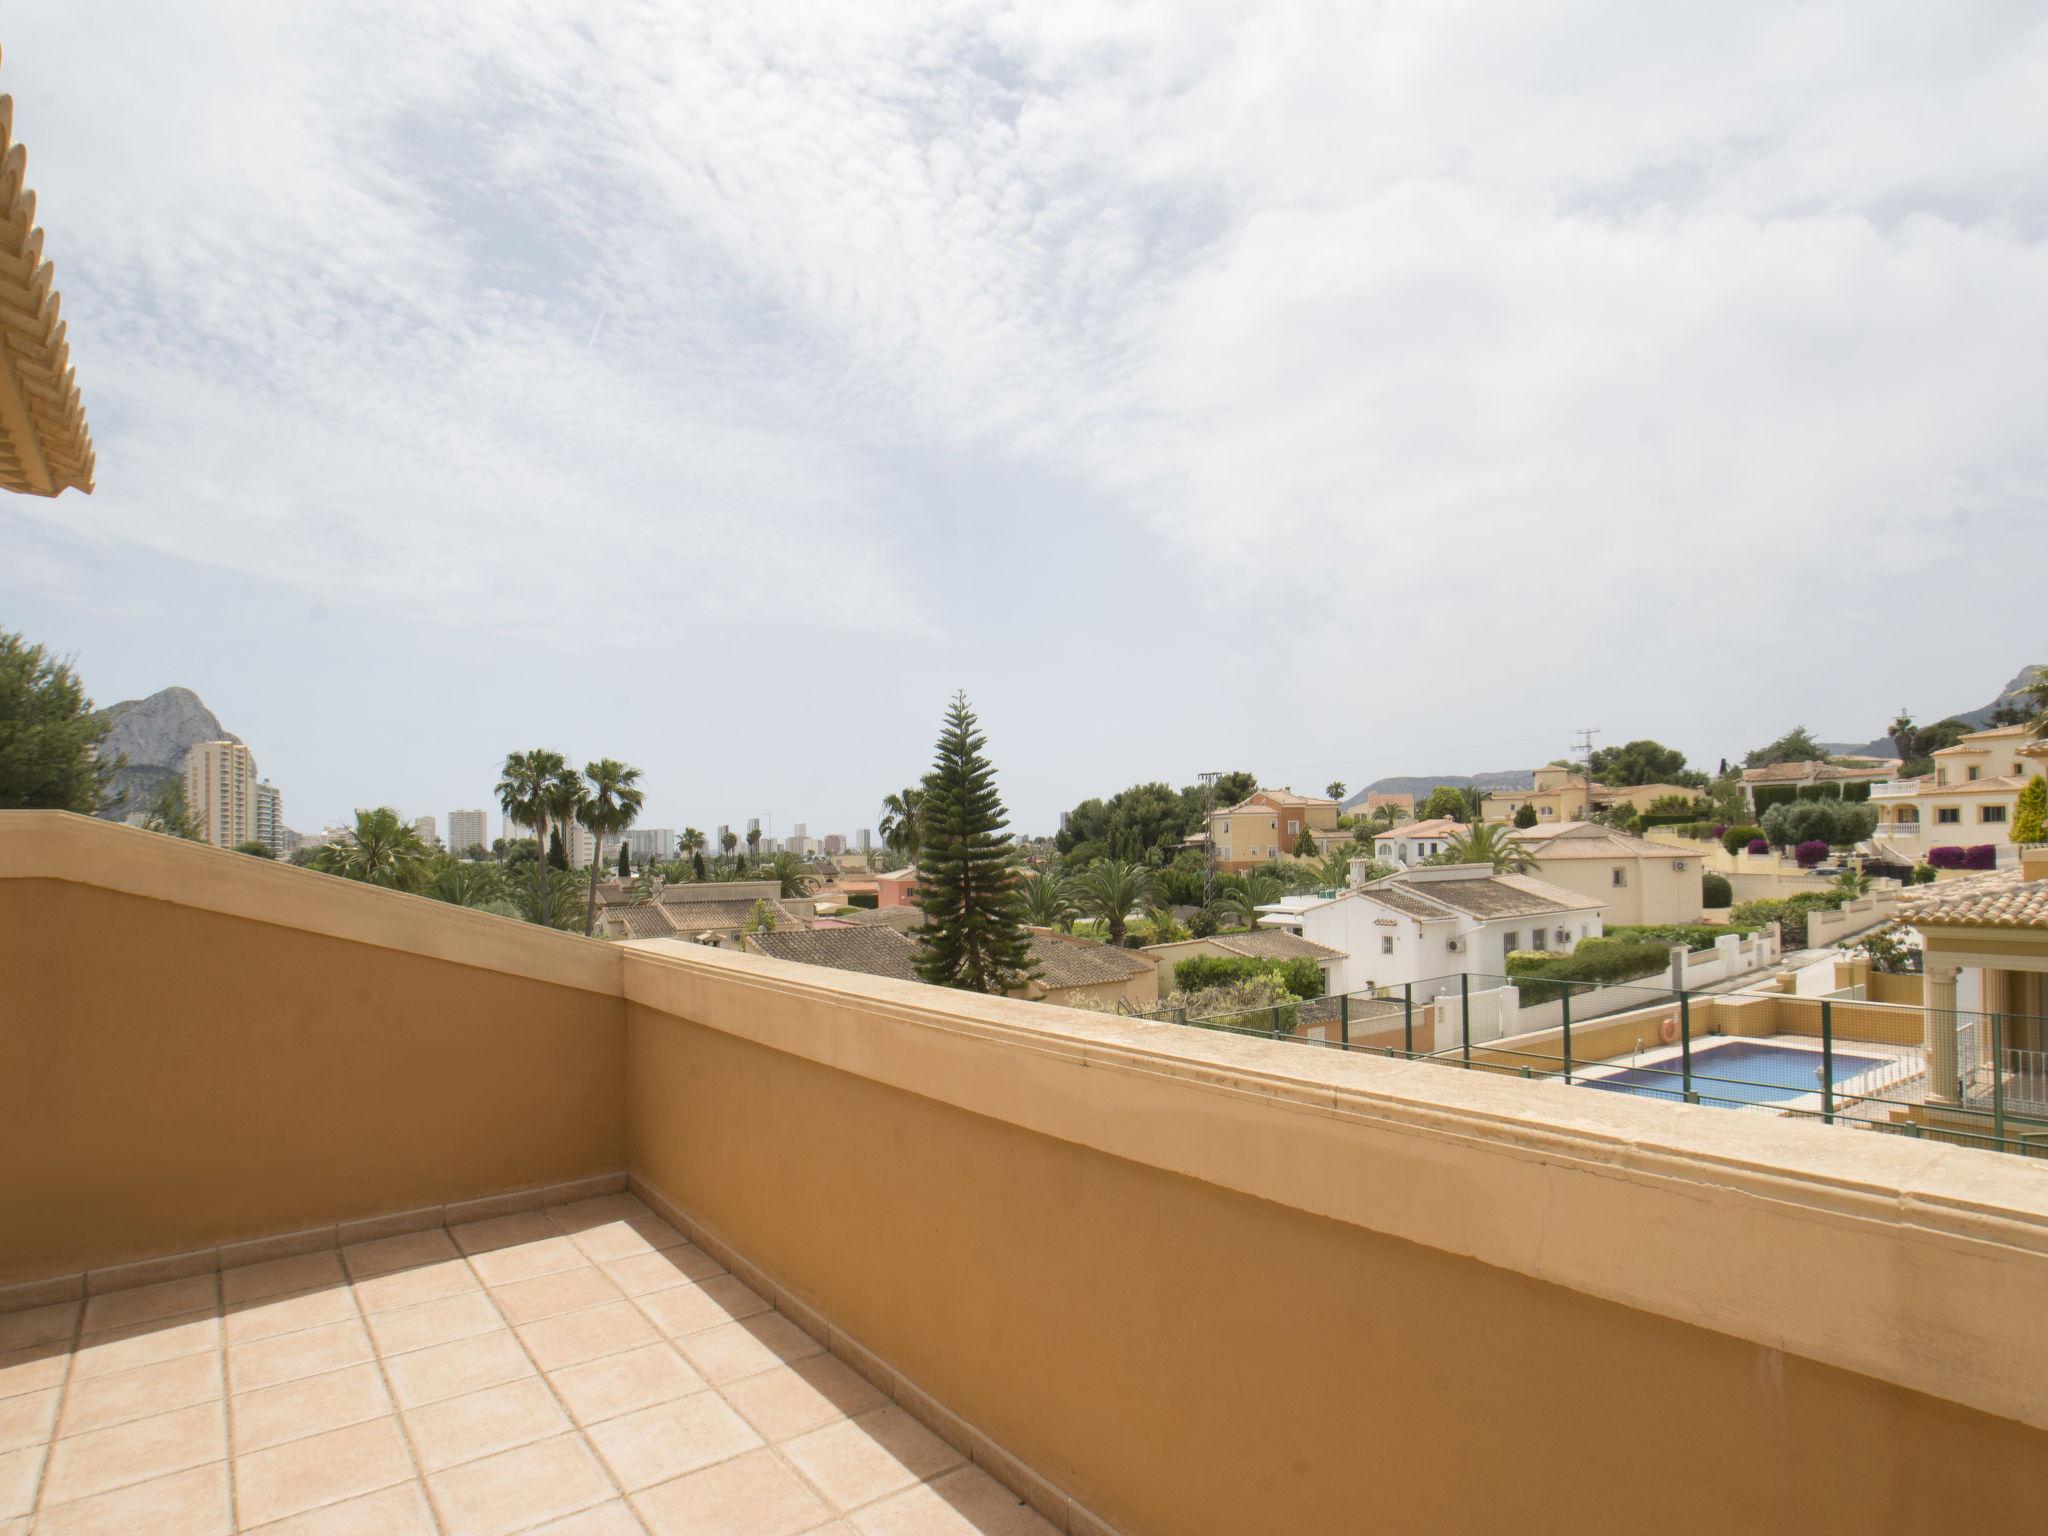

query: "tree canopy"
(1588, 739), (1705, 788)
(0, 630), (116, 813)
(1744, 727), (1824, 768)
(912, 693), (1037, 994)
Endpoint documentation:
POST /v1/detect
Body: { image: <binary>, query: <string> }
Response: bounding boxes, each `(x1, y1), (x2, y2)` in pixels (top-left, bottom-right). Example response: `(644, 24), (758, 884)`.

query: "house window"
(1967, 765), (1981, 781)
(1531, 929), (1548, 951)
(1982, 806), (2007, 824)
(1611, 868), (1627, 887)
(1381, 936), (1395, 955)
(1502, 931), (1519, 953)
(1937, 808), (1961, 824)
(1540, 806), (1554, 817)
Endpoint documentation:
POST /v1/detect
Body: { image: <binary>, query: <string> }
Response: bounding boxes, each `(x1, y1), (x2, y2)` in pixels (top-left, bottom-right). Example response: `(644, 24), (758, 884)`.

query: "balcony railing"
(5, 811), (2048, 1534)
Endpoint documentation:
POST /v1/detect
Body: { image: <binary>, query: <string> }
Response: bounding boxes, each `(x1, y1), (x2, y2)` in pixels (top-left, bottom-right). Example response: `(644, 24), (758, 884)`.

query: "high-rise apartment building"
(824, 833), (845, 856)
(448, 810), (490, 855)
(717, 824), (732, 853)
(621, 828), (676, 862)
(413, 815), (439, 847)
(254, 781), (284, 856)
(183, 741), (259, 849)
(857, 828), (872, 851)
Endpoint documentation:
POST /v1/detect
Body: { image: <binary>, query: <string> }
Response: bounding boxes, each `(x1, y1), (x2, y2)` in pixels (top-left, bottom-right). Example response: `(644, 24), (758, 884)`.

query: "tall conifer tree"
(913, 693), (1036, 994)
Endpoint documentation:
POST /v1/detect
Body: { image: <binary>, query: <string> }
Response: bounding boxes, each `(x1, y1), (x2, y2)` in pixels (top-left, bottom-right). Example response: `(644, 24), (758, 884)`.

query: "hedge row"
(1173, 953), (1325, 999)
(1727, 891), (1846, 948)
(1504, 938), (1675, 1003)
(1604, 922), (1755, 951)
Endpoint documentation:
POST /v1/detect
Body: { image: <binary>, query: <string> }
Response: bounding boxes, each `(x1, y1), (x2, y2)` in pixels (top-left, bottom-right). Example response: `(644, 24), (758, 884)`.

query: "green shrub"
(1728, 891), (1845, 948)
(2014, 777), (2047, 844)
(845, 890), (878, 909)
(1760, 799), (1877, 850)
(1504, 939), (1675, 1004)
(1172, 951), (1325, 1000)
(1605, 922), (1752, 950)
(1911, 863), (1936, 885)
(1722, 825), (1765, 855)
(1752, 785), (1798, 815)
(1702, 872), (1732, 908)
(1276, 956), (1326, 1000)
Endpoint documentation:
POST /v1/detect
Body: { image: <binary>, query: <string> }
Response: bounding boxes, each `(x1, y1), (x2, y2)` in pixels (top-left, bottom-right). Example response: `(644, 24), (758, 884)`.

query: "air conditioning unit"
(1672, 859), (1688, 871)
(1445, 938), (1465, 953)
(1555, 927), (1571, 943)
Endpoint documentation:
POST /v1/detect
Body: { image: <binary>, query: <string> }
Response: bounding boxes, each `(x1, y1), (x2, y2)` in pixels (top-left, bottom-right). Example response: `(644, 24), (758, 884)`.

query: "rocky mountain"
(1346, 770), (1533, 808)
(1819, 664), (2046, 758)
(95, 686), (238, 821)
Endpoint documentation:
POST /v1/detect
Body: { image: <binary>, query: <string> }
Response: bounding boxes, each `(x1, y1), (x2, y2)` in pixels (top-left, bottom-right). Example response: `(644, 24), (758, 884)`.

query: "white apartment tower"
(254, 781), (284, 856)
(448, 810), (490, 855)
(413, 815), (440, 847)
(183, 741), (259, 849)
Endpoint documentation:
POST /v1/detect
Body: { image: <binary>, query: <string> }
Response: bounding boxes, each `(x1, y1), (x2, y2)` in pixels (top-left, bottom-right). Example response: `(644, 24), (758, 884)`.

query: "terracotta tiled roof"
(1028, 932), (1154, 989)
(1921, 776), (2031, 796)
(0, 85), (96, 497)
(1350, 870), (1604, 922)
(1208, 930), (1345, 962)
(1741, 760), (1894, 784)
(1513, 826), (1687, 860)
(651, 899), (813, 935)
(1376, 818), (1463, 841)
(601, 904), (679, 939)
(1899, 871), (2048, 930)
(746, 925), (921, 981)
(839, 905), (926, 934)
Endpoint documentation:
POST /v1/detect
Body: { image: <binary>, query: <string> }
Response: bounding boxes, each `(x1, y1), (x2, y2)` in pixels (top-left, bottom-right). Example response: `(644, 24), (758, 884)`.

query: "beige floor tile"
(39, 1399), (227, 1507)
(79, 1276), (218, 1337)
(521, 1501), (649, 1535)
(426, 1431), (615, 1536)
(634, 1276), (770, 1339)
(0, 1515), (21, 1535)
(599, 1247), (722, 1298)
(402, 1376), (568, 1473)
(567, 1218), (686, 1265)
(469, 1237), (588, 1288)
(222, 1253), (347, 1307)
(225, 1285), (359, 1346)
(232, 1362), (393, 1455)
(382, 1330), (533, 1410)
(352, 1259), (481, 1315)
(489, 1265), (622, 1326)
(229, 1317), (373, 1394)
(0, 1444), (42, 1519)
(633, 1447), (832, 1536)
(367, 1292), (503, 1357)
(0, 1301), (77, 1353)
(721, 1355), (889, 1443)
(240, 1479), (435, 1534)
(0, 1345), (68, 1400)
(32, 1461), (232, 1535)
(340, 1229), (459, 1282)
(59, 1351), (221, 1437)
(783, 1408), (964, 1513)
(69, 1313), (220, 1381)
(233, 1415), (412, 1527)
(518, 1302), (659, 1372)
(676, 1314), (825, 1387)
(0, 1388), (57, 1454)
(548, 1344), (707, 1428)
(845, 1465), (1057, 1536)
(586, 1394), (762, 1492)
(545, 1195), (655, 1234)
(451, 1213), (558, 1255)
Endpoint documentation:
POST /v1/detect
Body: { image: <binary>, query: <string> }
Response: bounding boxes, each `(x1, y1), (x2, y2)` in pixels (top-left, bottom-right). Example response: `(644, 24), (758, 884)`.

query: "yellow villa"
(1873, 724), (2047, 860)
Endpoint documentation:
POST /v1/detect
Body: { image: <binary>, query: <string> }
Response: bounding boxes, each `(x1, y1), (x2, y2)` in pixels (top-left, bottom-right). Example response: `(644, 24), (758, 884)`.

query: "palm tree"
(544, 762), (586, 873)
(720, 829), (739, 858)
(744, 826), (761, 869)
(514, 867), (589, 931)
(1458, 785), (1487, 824)
(311, 808), (433, 890)
(878, 786), (924, 864)
(1070, 858), (1155, 946)
(422, 856), (508, 910)
(765, 851), (816, 899)
(1436, 821), (1535, 874)
(497, 749), (567, 926)
(680, 828), (707, 860)
(1212, 873), (1283, 932)
(579, 759), (645, 935)
(1021, 869), (1075, 929)
(1326, 780), (1346, 801)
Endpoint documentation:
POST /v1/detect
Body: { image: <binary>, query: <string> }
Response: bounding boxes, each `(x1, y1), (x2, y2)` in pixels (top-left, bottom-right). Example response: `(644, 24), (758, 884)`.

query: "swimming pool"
(1581, 1038), (1886, 1108)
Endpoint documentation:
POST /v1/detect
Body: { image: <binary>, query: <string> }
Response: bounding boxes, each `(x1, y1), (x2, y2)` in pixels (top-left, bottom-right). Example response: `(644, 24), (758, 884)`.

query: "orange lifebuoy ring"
(1659, 1017), (1679, 1045)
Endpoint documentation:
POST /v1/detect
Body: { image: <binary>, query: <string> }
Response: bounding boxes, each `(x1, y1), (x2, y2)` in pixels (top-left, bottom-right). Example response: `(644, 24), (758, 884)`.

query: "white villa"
(1256, 864), (1607, 998)
(1509, 821), (1705, 925)
(1372, 817), (1464, 867)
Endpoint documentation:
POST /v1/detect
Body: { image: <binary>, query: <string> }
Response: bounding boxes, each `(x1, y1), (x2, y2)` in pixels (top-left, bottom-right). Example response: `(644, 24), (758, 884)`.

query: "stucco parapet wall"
(622, 936), (2048, 1433)
(0, 810), (622, 995)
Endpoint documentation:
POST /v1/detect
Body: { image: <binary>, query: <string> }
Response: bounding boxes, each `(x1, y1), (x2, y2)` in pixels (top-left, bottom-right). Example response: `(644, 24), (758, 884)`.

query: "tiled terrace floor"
(0, 1195), (1056, 1535)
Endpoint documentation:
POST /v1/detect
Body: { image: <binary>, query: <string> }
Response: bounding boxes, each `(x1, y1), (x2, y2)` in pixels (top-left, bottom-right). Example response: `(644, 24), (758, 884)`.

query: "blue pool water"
(1582, 1039), (1886, 1108)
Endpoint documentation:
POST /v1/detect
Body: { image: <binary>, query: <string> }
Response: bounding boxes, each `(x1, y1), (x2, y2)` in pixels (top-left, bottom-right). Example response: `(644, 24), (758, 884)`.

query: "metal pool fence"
(1134, 972), (2048, 1160)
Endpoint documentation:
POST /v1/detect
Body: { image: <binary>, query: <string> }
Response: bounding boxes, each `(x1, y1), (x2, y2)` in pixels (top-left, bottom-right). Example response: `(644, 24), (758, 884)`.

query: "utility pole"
(1199, 771), (1222, 908)
(1573, 728), (1600, 820)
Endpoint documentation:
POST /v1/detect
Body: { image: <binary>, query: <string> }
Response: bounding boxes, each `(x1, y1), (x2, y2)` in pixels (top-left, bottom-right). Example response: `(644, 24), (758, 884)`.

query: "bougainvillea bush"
(1747, 838), (1769, 855)
(1928, 845), (1998, 870)
(1795, 839), (1829, 867)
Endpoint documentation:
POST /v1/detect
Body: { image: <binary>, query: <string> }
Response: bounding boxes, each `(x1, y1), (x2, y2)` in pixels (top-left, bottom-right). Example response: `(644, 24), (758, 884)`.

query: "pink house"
(876, 867), (919, 909)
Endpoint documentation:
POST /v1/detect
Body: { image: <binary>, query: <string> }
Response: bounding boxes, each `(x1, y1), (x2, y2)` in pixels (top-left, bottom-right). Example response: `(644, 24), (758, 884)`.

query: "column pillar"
(1925, 964), (1961, 1105)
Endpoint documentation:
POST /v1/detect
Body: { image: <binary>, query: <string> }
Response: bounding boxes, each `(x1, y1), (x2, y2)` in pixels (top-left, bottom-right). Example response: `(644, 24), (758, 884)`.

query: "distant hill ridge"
(95, 686), (238, 821)
(1346, 770), (1533, 808)
(1819, 664), (2046, 757)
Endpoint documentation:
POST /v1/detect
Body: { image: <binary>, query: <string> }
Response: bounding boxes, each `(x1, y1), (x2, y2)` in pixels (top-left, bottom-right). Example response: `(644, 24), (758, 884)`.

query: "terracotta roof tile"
(746, 925), (921, 980)
(1028, 932), (1154, 988)
(1900, 871), (2048, 929)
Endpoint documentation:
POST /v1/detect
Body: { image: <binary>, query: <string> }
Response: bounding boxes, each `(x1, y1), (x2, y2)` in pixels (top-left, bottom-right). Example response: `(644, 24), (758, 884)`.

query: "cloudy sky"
(5, 1), (2045, 839)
